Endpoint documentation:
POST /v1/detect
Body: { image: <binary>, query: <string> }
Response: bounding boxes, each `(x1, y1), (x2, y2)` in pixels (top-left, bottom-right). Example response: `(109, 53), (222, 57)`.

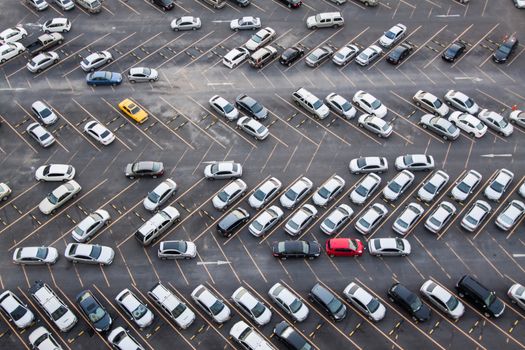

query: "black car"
(455, 275), (505, 318)
(230, 0), (250, 5)
(76, 290), (112, 332)
(235, 94), (268, 120)
(217, 207), (250, 237)
(280, 0), (302, 8)
(279, 46), (304, 66)
(387, 283), (431, 322)
(492, 36), (518, 63)
(442, 41), (466, 62)
(272, 240), (321, 260)
(386, 43), (413, 65)
(309, 283), (347, 321)
(274, 321), (313, 350)
(151, 0), (175, 10)
(125, 161), (164, 179)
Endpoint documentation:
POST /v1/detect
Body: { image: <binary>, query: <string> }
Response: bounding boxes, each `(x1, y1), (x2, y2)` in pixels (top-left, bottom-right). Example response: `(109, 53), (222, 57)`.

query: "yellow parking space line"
(0, 113), (39, 153)
(423, 24), (473, 69)
(0, 311), (30, 349)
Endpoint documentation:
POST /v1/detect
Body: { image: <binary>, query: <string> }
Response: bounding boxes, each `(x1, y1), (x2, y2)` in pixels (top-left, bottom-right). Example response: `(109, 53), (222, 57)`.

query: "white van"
(306, 12), (344, 29)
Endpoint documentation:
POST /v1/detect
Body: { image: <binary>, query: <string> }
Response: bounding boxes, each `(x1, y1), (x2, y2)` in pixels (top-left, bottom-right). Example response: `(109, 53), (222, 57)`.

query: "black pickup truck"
(22, 33), (64, 56)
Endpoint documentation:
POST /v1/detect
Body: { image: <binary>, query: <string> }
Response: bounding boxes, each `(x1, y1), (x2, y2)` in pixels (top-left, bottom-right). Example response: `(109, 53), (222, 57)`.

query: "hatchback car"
(492, 35), (518, 63)
(28, 327), (62, 350)
(444, 90), (479, 115)
(451, 169), (482, 202)
(420, 280), (464, 319)
(272, 240), (321, 260)
(84, 120), (115, 145)
(388, 283), (431, 322)
(27, 52), (60, 73)
(425, 201), (456, 233)
(217, 207), (250, 237)
(209, 95), (239, 121)
(107, 327), (145, 350)
(12, 246), (58, 265)
(325, 93), (356, 119)
(442, 41), (466, 62)
(191, 284), (231, 323)
(343, 282), (386, 321)
(332, 44), (359, 66)
(460, 200), (491, 232)
(325, 238), (363, 257)
(386, 43), (412, 64)
(413, 90), (449, 116)
(236, 116), (269, 140)
(0, 26), (27, 44)
(76, 290), (112, 332)
(274, 321), (312, 350)
(507, 284), (525, 311)
(509, 109), (525, 128)
(284, 204), (318, 236)
(115, 289), (154, 328)
(230, 16), (261, 31)
(35, 164), (75, 182)
(350, 173), (381, 205)
(280, 176), (313, 209)
(31, 100), (57, 125)
(268, 283), (308, 322)
(309, 283), (347, 321)
(248, 177), (282, 209)
(477, 109), (513, 136)
(355, 45), (382, 66)
(147, 283), (195, 329)
(484, 168), (514, 201)
(118, 98), (148, 123)
(355, 203), (388, 235)
(358, 114), (393, 138)
(395, 154), (435, 171)
(127, 67), (159, 83)
(352, 90), (387, 118)
(305, 46), (333, 67)
(158, 240), (197, 260)
(39, 180), (81, 215)
(379, 23), (407, 48)
(248, 205), (284, 237)
(419, 114), (460, 140)
(231, 287), (271, 326)
(383, 170), (415, 202)
(312, 174), (345, 207)
(143, 178), (177, 211)
(0, 42), (25, 63)
(245, 27), (275, 51)
(80, 51), (112, 72)
(495, 200), (525, 231)
(86, 71), (122, 86)
(368, 237), (411, 256)
(279, 46), (304, 66)
(0, 290), (34, 329)
(235, 94), (268, 120)
(65, 243), (114, 265)
(212, 179), (247, 210)
(320, 204), (354, 235)
(26, 123), (55, 148)
(448, 112), (487, 138)
(349, 156), (388, 174)
(71, 209), (111, 242)
(393, 202), (424, 235)
(222, 47), (249, 69)
(125, 161), (164, 179)
(170, 16), (201, 31)
(204, 161), (243, 180)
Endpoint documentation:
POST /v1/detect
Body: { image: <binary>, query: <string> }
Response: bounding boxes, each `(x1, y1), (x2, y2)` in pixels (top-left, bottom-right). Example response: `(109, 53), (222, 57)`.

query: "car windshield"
(210, 300), (225, 315)
(446, 296), (459, 311)
(132, 304), (148, 319)
(251, 302), (266, 317)
(251, 102), (263, 113)
(100, 130), (110, 138)
(429, 217), (442, 227)
(40, 108), (52, 118)
(334, 52), (345, 60)
(457, 182), (471, 193)
(340, 101), (352, 111)
(308, 53), (319, 61)
(371, 99), (381, 110)
(434, 99), (442, 108)
(253, 189), (266, 201)
(90, 245), (102, 259)
(485, 292), (495, 306)
(102, 72), (111, 80)
(47, 193), (59, 204)
(465, 98), (474, 108)
(257, 125), (266, 134)
(252, 34), (262, 43)
(396, 219), (409, 229)
(356, 158), (366, 168)
(312, 99), (323, 109)
(390, 49), (402, 59)
(385, 31), (396, 39)
(36, 247), (48, 259)
(287, 220), (300, 230)
(142, 68), (151, 75)
(499, 213), (514, 225)
(358, 218), (370, 229)
(347, 240), (358, 250)
(396, 239), (404, 250)
(223, 103), (234, 113)
(51, 305), (68, 321)
(130, 105), (141, 114)
(466, 215), (478, 225)
(490, 181), (504, 193)
(289, 299), (303, 313)
(355, 185), (368, 197)
(476, 122), (484, 130)
(11, 306), (27, 321)
(217, 191), (230, 202)
(498, 45), (511, 54)
(324, 218), (336, 229)
(318, 187), (331, 199)
(147, 191), (161, 204)
(367, 298), (380, 313)
(251, 220), (264, 231)
(171, 303), (187, 318)
(89, 306), (106, 323)
(285, 189), (298, 201)
(410, 296), (422, 312)
(424, 182), (437, 194)
(447, 125), (456, 133)
(388, 182), (402, 193)
(327, 298), (343, 314)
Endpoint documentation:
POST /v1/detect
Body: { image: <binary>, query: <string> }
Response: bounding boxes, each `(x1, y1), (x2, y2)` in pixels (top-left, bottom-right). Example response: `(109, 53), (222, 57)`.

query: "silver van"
(135, 206), (180, 246)
(306, 12), (344, 29)
(292, 87), (330, 119)
(75, 0), (102, 13)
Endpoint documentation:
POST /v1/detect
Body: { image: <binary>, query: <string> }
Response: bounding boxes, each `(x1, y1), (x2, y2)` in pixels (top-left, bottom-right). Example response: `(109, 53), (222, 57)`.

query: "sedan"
(444, 90), (479, 115)
(460, 200), (491, 232)
(248, 177), (281, 209)
(343, 282), (386, 322)
(86, 71), (122, 86)
(249, 205), (284, 237)
(368, 237), (411, 256)
(395, 154), (435, 171)
(170, 16), (201, 31)
(352, 90), (387, 118)
(355, 203), (388, 235)
(151, 0), (174, 10)
(0, 290), (34, 329)
(320, 204), (354, 235)
(125, 161), (164, 179)
(212, 179), (247, 210)
(115, 289), (154, 328)
(29, 327), (62, 350)
(35, 164), (75, 182)
(305, 46), (333, 67)
(0, 26), (27, 44)
(76, 290), (112, 332)
(312, 174), (345, 207)
(108, 327), (145, 350)
(39, 180), (81, 215)
(274, 321), (312, 350)
(495, 200), (525, 231)
(235, 94), (267, 120)
(350, 173), (381, 205)
(442, 41), (466, 62)
(425, 201), (456, 233)
(118, 98), (148, 123)
(65, 243), (114, 265)
(245, 27), (275, 51)
(309, 283), (347, 321)
(209, 95), (239, 121)
(388, 283), (431, 322)
(485, 168), (514, 201)
(31, 100), (57, 125)
(279, 46), (304, 66)
(54, 0), (75, 10)
(158, 240), (197, 260)
(325, 93), (356, 119)
(420, 280), (465, 319)
(413, 90), (449, 116)
(230, 16), (261, 31)
(477, 109), (513, 136)
(0, 183), (10, 201)
(332, 44), (359, 66)
(355, 45), (382, 66)
(325, 238), (363, 257)
(383, 170), (415, 202)
(236, 116), (269, 140)
(27, 52), (60, 73)
(12, 246), (59, 265)
(448, 112), (487, 138)
(507, 284), (525, 311)
(417, 170), (449, 202)
(386, 43), (413, 64)
(379, 23), (407, 48)
(191, 285), (231, 323)
(222, 47), (249, 69)
(26, 122), (55, 148)
(204, 161), (242, 180)
(451, 169), (482, 202)
(127, 67), (158, 83)
(349, 156), (388, 174)
(419, 114), (460, 140)
(143, 178), (177, 211)
(280, 176), (313, 209)
(358, 114), (393, 138)
(71, 210), (111, 242)
(509, 109), (525, 128)
(272, 240), (321, 260)
(393, 202), (424, 235)
(80, 51), (112, 72)
(231, 287), (271, 326)
(0, 42), (25, 63)
(492, 35), (518, 63)
(84, 120), (115, 145)
(284, 204), (318, 236)
(268, 283), (308, 322)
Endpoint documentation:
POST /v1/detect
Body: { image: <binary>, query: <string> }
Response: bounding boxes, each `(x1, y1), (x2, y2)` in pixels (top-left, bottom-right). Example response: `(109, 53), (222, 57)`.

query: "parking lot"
(1, 0), (525, 349)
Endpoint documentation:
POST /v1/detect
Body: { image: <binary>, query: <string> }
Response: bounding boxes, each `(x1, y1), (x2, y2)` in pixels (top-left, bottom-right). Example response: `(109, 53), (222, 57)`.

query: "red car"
(326, 238), (364, 257)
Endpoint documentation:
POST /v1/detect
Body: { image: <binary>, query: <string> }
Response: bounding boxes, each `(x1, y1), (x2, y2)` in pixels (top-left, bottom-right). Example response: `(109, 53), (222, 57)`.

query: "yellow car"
(118, 98), (148, 124)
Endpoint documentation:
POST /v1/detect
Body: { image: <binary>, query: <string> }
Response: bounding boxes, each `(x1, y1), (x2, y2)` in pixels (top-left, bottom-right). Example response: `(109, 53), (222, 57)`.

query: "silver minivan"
(306, 12), (344, 29)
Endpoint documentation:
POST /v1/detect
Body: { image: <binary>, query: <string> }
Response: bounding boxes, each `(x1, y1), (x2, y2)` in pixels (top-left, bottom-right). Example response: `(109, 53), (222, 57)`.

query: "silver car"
(29, 327), (62, 350)
(26, 123), (55, 148)
(420, 280), (465, 319)
(451, 169), (482, 202)
(26, 51), (60, 73)
(460, 200), (491, 232)
(245, 27), (275, 51)
(191, 285), (231, 324)
(54, 0), (75, 10)
(320, 204), (354, 235)
(368, 237), (411, 256)
(312, 174), (345, 207)
(379, 23), (407, 48)
(204, 161), (243, 180)
(236, 116), (269, 140)
(108, 327), (145, 350)
(38, 180), (81, 215)
(147, 283), (195, 329)
(393, 202), (424, 235)
(495, 200), (525, 231)
(230, 16), (261, 31)
(284, 204), (318, 236)
(279, 177), (313, 209)
(249, 205), (284, 237)
(12, 246), (59, 265)
(343, 282), (386, 322)
(0, 183), (10, 201)
(248, 177), (282, 209)
(71, 209), (111, 242)
(413, 90), (449, 117)
(64, 243), (114, 265)
(158, 240), (197, 260)
(80, 51), (112, 72)
(507, 284), (525, 311)
(305, 46), (333, 67)
(358, 114), (393, 138)
(349, 156), (388, 174)
(31, 100), (58, 125)
(484, 168), (514, 201)
(332, 44), (359, 66)
(417, 170), (449, 202)
(170, 16), (202, 31)
(509, 109), (525, 128)
(209, 95), (239, 121)
(231, 287), (271, 326)
(395, 154), (435, 171)
(128, 67), (159, 83)
(424, 201), (456, 233)
(478, 109), (513, 136)
(352, 90), (388, 118)
(212, 179), (247, 211)
(383, 170), (415, 202)
(143, 178), (177, 212)
(268, 283), (308, 322)
(444, 90), (479, 115)
(350, 173), (381, 205)
(355, 45), (382, 66)
(325, 93), (356, 119)
(355, 203), (388, 235)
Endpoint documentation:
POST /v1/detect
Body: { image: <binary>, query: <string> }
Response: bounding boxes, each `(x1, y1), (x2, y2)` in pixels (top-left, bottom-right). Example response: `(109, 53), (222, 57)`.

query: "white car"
(249, 205), (284, 237)
(29, 281), (77, 332)
(64, 243), (114, 265)
(352, 90), (387, 118)
(379, 23), (407, 48)
(209, 95), (239, 121)
(417, 170), (449, 202)
(368, 237), (411, 256)
(0, 42), (25, 63)
(115, 289), (154, 328)
(191, 284), (231, 323)
(12, 246), (59, 265)
(38, 180), (81, 215)
(249, 177), (282, 209)
(80, 51), (112, 72)
(171, 16), (201, 31)
(204, 161), (243, 180)
(325, 93), (356, 119)
(393, 202), (424, 235)
(280, 176), (313, 209)
(107, 327), (145, 350)
(460, 200), (491, 232)
(420, 280), (465, 319)
(84, 120), (115, 145)
(230, 16), (261, 31)
(349, 156), (388, 174)
(507, 284), (525, 311)
(343, 282), (386, 322)
(451, 169), (482, 202)
(268, 283), (308, 322)
(355, 203), (388, 235)
(520, 182), (525, 198)
(477, 109), (513, 136)
(413, 90), (449, 117)
(509, 109), (525, 128)
(54, 0), (75, 10)
(127, 67), (159, 83)
(395, 154), (435, 171)
(31, 100), (58, 125)
(444, 90), (479, 115)
(35, 164), (75, 182)
(230, 321), (275, 350)
(495, 200), (525, 231)
(332, 44), (359, 66)
(158, 240), (197, 260)
(350, 173), (381, 205)
(212, 179), (247, 210)
(448, 112), (487, 138)
(236, 116), (269, 140)
(27, 0), (49, 11)
(284, 204), (318, 236)
(245, 27), (275, 51)
(0, 26), (27, 44)
(484, 168), (514, 201)
(143, 178), (177, 211)
(26, 123), (55, 148)
(355, 45), (382, 66)
(29, 327), (63, 350)
(27, 51), (60, 73)
(0, 290), (34, 329)
(147, 283), (195, 329)
(42, 18), (71, 33)
(424, 201), (456, 233)
(312, 174), (345, 207)
(231, 287), (271, 326)
(71, 209), (111, 242)
(383, 170), (414, 202)
(223, 47), (249, 69)
(358, 114), (393, 138)
(320, 204), (354, 235)
(0, 183), (11, 201)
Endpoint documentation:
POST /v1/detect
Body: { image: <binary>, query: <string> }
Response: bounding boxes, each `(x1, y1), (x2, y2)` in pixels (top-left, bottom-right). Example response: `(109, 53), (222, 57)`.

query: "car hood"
(98, 247), (115, 264)
(38, 198), (55, 214)
(15, 310), (34, 328)
(414, 304), (431, 321)
(125, 164), (134, 176)
(56, 311), (77, 331)
(488, 297), (505, 317)
(306, 16), (316, 27)
(293, 303), (309, 322)
(94, 312), (112, 332)
(177, 307), (195, 328)
(350, 191), (366, 204)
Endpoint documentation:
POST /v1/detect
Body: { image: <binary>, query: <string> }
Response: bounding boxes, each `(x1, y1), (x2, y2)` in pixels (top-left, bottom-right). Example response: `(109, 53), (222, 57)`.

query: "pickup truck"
(23, 33), (64, 56)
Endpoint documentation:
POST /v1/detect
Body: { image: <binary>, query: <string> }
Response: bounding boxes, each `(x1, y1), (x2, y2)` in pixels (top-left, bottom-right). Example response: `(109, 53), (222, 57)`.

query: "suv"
(249, 46), (277, 68)
(456, 275), (505, 318)
(135, 206), (180, 246)
(306, 12), (344, 29)
(292, 87), (330, 119)
(217, 208), (250, 237)
(309, 283), (346, 321)
(29, 281), (77, 332)
(148, 283), (195, 329)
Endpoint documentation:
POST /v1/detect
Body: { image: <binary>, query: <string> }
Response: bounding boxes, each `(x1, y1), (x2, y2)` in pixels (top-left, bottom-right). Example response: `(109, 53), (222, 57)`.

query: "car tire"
(0, 59), (5, 63)
(149, 79), (155, 82)
(412, 316), (418, 322)
(1, 196), (7, 201)
(458, 292), (465, 298)
(443, 135), (448, 140)
(58, 40), (63, 45)
(358, 123), (364, 128)
(37, 69), (42, 73)
(484, 312), (491, 318)
(22, 34), (27, 39)
(421, 124), (427, 129)
(174, 28), (179, 31)
(364, 1), (370, 5)
(388, 297), (394, 302)
(329, 254), (335, 258)
(312, 26), (317, 30)
(192, 27), (196, 31)
(129, 176), (135, 179)
(153, 175), (158, 179)
(107, 58), (113, 63)
(469, 132), (475, 137)
(130, 80), (136, 84)
(90, 67), (95, 72)
(415, 102), (421, 107)
(377, 133), (382, 138)
(281, 257), (286, 260)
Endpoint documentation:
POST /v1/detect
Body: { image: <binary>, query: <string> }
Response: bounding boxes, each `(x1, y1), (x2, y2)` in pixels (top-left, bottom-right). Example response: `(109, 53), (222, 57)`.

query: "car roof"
(19, 247), (41, 258)
(374, 238), (399, 250)
(193, 286), (217, 307)
(118, 290), (141, 310)
(329, 238), (353, 249)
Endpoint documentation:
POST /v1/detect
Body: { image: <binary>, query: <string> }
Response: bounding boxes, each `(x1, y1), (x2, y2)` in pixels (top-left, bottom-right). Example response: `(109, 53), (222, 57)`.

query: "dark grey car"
(419, 114), (460, 140)
(309, 283), (347, 321)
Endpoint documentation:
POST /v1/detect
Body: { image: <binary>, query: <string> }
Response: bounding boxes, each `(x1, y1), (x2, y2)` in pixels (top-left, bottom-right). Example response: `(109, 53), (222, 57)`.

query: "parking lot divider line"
(267, 111), (320, 146)
(0, 182), (39, 211)
(116, 245), (137, 286)
(396, 25), (448, 69)
(0, 113), (38, 153)
(0, 311), (30, 350)
(452, 23), (500, 68)
(155, 31), (216, 70)
(490, 236), (525, 275)
(237, 236), (268, 283)
(118, 0), (140, 14)
(424, 24), (473, 69)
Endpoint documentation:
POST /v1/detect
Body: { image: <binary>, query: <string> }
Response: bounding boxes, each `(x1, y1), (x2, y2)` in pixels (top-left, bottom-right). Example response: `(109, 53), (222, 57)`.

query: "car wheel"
(37, 69), (42, 73)
(152, 175), (158, 179)
(130, 80), (136, 84)
(415, 102), (421, 107)
(388, 297), (394, 302)
(174, 28), (179, 31)
(401, 254), (406, 257)
(376, 254), (381, 257)
(333, 24), (338, 28)
(308, 256), (314, 260)
(107, 58), (113, 63)
(364, 1), (370, 5)
(421, 124), (427, 129)
(58, 40), (63, 45)
(281, 257), (286, 260)
(234, 28), (239, 32)
(412, 316), (418, 322)
(129, 176), (135, 179)
(469, 132), (475, 137)
(458, 292), (465, 298)
(90, 67), (95, 72)
(1, 196), (7, 201)
(484, 312), (491, 318)
(22, 34), (27, 39)
(443, 135), (448, 140)
(377, 133), (382, 138)
(45, 30), (49, 34)
(192, 27), (196, 31)
(329, 254), (335, 258)
(358, 123), (364, 128)
(149, 79), (155, 82)
(0, 59), (5, 63)
(511, 299), (516, 304)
